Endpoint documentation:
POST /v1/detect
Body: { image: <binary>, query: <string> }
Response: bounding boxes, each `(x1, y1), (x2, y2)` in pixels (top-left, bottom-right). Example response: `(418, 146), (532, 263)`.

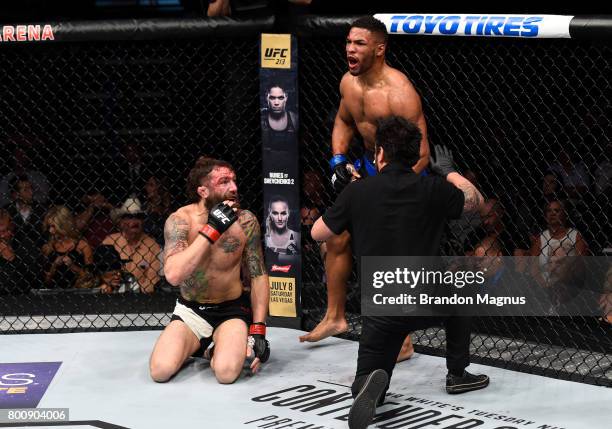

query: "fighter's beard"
(204, 194), (239, 210)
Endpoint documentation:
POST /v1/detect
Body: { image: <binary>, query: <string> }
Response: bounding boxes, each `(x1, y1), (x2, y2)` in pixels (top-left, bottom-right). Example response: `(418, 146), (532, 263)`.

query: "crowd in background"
(0, 141), (173, 295)
(298, 140), (612, 322)
(1, 134), (610, 314)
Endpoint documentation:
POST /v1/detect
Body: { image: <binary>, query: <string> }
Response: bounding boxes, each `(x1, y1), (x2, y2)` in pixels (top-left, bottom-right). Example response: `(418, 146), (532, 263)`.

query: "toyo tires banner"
(374, 14), (573, 38)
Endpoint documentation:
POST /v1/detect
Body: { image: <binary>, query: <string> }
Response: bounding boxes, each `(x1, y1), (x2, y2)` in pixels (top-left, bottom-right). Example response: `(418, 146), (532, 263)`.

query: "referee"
(311, 116), (490, 429)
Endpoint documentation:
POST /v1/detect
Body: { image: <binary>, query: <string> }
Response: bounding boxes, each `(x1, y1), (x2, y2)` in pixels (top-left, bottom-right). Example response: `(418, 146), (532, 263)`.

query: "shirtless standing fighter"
(150, 157), (270, 384)
(299, 17), (430, 361)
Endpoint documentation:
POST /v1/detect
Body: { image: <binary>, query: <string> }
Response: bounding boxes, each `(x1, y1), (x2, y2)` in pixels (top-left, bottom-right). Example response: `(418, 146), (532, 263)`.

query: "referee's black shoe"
(348, 369), (388, 429)
(446, 370), (489, 394)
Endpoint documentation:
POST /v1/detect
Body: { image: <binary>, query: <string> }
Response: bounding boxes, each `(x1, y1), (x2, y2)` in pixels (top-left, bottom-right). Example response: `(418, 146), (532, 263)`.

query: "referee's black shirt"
(322, 162), (464, 258)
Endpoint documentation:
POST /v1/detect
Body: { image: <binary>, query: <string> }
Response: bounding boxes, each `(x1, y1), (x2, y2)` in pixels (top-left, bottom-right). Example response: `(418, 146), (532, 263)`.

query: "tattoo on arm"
(163, 214), (190, 262)
(218, 236), (241, 253)
(457, 182), (483, 213)
(239, 211), (267, 278)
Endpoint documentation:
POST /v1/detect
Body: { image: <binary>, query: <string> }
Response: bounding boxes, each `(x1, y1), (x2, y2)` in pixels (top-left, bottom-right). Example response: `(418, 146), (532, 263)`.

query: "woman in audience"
(42, 205), (94, 289)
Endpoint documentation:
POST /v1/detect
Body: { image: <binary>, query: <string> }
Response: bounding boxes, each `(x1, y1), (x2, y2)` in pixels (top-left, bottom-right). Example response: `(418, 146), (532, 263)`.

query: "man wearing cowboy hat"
(102, 197), (161, 294)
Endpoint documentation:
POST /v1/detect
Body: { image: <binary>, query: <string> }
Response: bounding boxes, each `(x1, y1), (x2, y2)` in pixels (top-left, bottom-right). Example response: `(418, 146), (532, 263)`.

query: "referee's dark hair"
(375, 116), (422, 166)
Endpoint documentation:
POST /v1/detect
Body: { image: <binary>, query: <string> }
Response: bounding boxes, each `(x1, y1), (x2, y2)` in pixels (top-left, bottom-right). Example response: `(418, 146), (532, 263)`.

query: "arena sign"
(374, 14), (573, 38)
(0, 25), (54, 42)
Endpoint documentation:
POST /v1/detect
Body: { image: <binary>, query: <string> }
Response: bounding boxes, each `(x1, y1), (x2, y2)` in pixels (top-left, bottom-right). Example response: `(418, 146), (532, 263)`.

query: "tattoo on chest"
(182, 269), (209, 300)
(218, 236), (241, 253)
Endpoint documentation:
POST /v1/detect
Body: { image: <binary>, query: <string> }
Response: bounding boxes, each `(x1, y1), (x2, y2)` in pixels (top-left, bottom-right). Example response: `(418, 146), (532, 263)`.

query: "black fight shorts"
(170, 294), (252, 357)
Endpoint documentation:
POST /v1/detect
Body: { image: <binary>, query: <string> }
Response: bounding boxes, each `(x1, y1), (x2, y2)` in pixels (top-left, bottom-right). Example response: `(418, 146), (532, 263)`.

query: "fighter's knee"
(149, 360), (178, 383)
(214, 361), (242, 384)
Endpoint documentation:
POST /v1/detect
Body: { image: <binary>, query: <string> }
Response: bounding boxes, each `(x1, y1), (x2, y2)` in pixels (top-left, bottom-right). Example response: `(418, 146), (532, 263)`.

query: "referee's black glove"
(429, 145), (457, 177)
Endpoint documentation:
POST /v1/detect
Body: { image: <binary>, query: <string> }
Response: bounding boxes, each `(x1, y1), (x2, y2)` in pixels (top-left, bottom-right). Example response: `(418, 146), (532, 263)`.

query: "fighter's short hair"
(186, 156), (234, 203)
(350, 16), (388, 44)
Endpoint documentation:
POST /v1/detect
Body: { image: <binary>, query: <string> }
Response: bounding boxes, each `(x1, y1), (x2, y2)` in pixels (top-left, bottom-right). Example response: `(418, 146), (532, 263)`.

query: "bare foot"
(396, 335), (414, 362)
(299, 317), (349, 342)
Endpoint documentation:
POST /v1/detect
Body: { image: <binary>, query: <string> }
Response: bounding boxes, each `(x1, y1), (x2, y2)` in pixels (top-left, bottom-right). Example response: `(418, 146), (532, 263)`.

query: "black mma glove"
(429, 145), (457, 177)
(199, 202), (237, 243)
(248, 322), (270, 363)
(330, 154), (353, 193)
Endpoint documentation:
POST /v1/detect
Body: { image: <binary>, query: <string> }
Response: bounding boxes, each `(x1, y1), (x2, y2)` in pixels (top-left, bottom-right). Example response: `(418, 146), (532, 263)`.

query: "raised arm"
(162, 212), (210, 286)
(429, 145), (485, 213)
(447, 173), (485, 213)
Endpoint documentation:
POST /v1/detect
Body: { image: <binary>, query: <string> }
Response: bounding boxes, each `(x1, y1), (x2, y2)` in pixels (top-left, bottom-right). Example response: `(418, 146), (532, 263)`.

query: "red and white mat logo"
(271, 264), (292, 273)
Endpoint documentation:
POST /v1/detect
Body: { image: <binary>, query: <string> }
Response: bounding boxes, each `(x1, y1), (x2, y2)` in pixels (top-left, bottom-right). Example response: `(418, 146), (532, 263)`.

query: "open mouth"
(348, 56), (359, 68)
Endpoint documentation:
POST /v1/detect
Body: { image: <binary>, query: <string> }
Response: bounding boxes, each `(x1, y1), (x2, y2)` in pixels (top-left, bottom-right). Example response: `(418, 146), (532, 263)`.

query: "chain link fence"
(0, 16), (610, 387)
(299, 30), (611, 386)
(0, 22), (264, 332)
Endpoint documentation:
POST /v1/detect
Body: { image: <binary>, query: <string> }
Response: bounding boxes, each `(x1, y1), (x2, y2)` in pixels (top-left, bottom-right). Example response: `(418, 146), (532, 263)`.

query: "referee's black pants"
(351, 316), (471, 400)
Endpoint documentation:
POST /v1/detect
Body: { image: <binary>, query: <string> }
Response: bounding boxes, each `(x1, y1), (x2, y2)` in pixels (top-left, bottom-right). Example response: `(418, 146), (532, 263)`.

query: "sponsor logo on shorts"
(271, 264), (292, 273)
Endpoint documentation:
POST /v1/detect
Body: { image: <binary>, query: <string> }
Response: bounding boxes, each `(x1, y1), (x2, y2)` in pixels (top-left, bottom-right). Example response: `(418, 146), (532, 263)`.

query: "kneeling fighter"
(150, 157), (270, 384)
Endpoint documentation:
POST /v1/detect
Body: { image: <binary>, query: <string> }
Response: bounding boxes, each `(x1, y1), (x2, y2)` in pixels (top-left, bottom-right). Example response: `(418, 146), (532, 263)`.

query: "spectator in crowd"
(548, 149), (590, 202)
(473, 236), (547, 318)
(142, 175), (173, 245)
(514, 171), (567, 247)
(593, 143), (612, 247)
(42, 206), (95, 289)
(0, 137), (50, 208)
(529, 199), (589, 288)
(264, 195), (300, 265)
(103, 198), (161, 294)
(593, 142), (612, 197)
(464, 197), (517, 256)
(600, 264), (612, 325)
(93, 244), (124, 294)
(207, 0), (231, 16)
(75, 190), (116, 249)
(542, 171), (566, 203)
(0, 209), (26, 294)
(301, 170), (327, 283)
(447, 169), (484, 253)
(0, 210), (15, 264)
(3, 175), (46, 288)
